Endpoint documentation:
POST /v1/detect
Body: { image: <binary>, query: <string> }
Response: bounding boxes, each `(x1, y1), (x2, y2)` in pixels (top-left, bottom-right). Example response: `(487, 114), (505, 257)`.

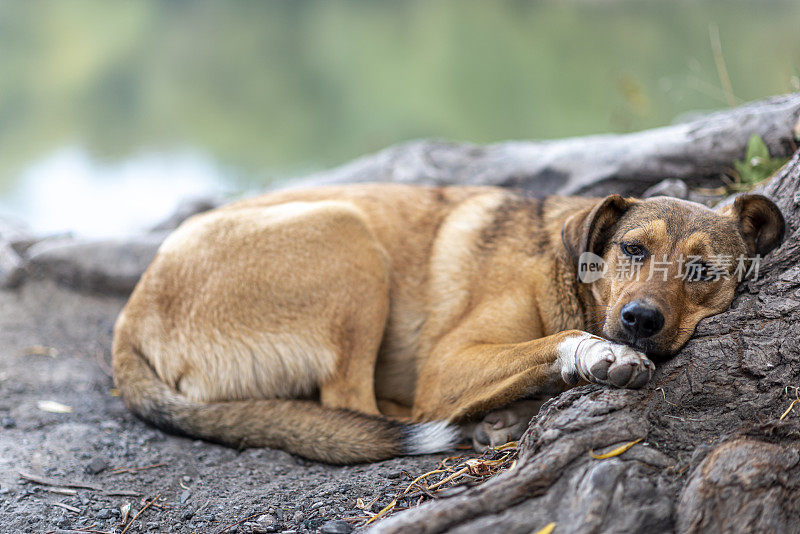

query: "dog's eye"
(621, 243), (646, 259)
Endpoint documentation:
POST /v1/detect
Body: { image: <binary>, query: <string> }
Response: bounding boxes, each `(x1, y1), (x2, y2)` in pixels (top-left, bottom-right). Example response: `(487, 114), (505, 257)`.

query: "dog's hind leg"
(316, 241), (390, 416)
(112, 201), (436, 463)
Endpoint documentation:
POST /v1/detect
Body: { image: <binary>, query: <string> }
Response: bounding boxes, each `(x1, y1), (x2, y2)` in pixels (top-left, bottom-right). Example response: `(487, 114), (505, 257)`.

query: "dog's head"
(562, 194), (784, 357)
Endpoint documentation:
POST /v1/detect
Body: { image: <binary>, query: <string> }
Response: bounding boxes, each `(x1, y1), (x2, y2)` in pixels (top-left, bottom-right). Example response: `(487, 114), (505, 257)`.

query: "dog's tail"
(112, 341), (459, 464)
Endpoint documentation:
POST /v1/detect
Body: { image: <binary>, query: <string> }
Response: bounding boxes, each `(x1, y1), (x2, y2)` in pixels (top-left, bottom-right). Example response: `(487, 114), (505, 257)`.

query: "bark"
(305, 94), (800, 197)
(368, 151), (800, 533)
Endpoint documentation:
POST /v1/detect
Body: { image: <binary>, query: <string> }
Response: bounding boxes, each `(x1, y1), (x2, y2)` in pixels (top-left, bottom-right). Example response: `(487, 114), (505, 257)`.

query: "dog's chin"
(603, 330), (675, 360)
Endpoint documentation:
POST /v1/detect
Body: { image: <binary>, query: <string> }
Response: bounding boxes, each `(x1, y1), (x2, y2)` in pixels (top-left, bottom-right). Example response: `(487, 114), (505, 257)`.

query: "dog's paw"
(558, 333), (654, 389)
(470, 399), (544, 452)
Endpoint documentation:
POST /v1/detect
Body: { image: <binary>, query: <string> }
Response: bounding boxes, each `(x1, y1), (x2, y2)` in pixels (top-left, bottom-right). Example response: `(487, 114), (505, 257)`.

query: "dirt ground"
(0, 278), (455, 533)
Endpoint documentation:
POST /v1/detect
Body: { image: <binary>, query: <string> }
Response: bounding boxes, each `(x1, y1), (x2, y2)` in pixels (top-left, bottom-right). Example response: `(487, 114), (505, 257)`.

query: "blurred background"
(0, 0), (798, 237)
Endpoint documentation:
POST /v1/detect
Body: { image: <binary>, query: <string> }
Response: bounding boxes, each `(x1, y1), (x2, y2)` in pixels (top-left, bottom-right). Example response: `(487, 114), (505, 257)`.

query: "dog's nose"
(620, 301), (664, 338)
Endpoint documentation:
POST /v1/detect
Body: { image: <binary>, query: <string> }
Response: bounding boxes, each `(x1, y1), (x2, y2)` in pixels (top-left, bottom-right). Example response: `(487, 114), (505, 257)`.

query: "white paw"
(557, 333), (654, 389)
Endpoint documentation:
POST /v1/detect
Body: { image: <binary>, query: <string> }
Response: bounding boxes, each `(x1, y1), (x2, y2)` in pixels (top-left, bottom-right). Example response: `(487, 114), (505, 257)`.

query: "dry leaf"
(22, 345), (58, 357)
(37, 400), (73, 414)
(590, 438), (642, 459)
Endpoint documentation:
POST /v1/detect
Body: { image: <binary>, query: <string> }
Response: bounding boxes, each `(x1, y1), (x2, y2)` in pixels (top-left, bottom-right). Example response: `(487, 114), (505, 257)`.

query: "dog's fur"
(112, 184), (784, 463)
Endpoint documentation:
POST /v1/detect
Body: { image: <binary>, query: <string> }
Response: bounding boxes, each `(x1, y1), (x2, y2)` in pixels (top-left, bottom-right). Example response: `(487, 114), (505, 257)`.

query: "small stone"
(319, 520), (353, 534)
(180, 490), (191, 504)
(248, 513), (280, 533)
(292, 511), (304, 523)
(310, 502), (324, 510)
(1, 416), (15, 429)
(100, 420), (121, 431)
(96, 509), (113, 520)
(181, 508), (195, 521)
(642, 178), (689, 200)
(381, 470), (402, 479)
(182, 475), (192, 483)
(85, 456), (109, 475)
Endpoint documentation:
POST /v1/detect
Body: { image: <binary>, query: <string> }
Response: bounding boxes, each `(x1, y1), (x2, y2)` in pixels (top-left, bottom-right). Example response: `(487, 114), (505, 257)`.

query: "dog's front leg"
(413, 330), (654, 423)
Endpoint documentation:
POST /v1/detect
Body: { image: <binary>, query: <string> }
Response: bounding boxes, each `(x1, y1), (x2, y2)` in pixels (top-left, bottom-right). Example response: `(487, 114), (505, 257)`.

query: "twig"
(655, 387), (679, 407)
(589, 438), (643, 459)
(103, 489), (141, 497)
(19, 470), (139, 497)
(365, 500), (397, 525)
(426, 467), (469, 491)
(120, 493), (161, 534)
(709, 22), (738, 107)
(359, 442), (519, 526)
(216, 511), (263, 533)
(47, 487), (78, 496)
(107, 462), (167, 476)
(780, 384), (800, 420)
(401, 469), (446, 495)
(780, 399), (799, 420)
(19, 471), (100, 491)
(52, 501), (81, 513)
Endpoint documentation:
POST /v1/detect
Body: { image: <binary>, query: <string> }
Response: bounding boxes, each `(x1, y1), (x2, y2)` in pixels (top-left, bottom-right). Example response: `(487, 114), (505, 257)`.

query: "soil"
(0, 278), (453, 533)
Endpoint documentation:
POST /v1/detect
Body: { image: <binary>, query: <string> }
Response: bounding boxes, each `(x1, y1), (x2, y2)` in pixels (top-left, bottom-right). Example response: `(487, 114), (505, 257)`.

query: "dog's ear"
(561, 195), (633, 261)
(721, 194), (785, 257)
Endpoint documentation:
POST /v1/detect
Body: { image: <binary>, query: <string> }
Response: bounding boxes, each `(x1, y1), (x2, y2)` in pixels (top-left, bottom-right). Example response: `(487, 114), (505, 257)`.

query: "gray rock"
(85, 456), (109, 475)
(298, 94), (800, 198)
(247, 513), (280, 533)
(0, 215), (34, 245)
(642, 178), (689, 199)
(26, 232), (167, 294)
(0, 242), (25, 289)
(319, 520), (353, 534)
(150, 197), (221, 232)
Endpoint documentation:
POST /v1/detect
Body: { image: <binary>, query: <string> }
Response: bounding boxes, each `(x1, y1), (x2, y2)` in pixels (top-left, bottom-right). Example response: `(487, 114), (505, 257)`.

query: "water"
(0, 1), (798, 236)
(1, 147), (233, 237)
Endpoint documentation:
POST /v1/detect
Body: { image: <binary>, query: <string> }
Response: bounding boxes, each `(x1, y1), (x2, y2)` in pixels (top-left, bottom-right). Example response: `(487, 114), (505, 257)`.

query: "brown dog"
(112, 184), (784, 463)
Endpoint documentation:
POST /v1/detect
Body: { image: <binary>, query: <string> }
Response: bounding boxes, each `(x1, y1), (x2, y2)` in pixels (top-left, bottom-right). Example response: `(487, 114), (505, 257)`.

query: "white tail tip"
(403, 420), (460, 455)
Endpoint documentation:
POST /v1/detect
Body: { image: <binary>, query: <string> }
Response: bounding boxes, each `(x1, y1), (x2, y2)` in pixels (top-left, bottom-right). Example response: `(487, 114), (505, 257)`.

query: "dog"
(112, 184), (784, 463)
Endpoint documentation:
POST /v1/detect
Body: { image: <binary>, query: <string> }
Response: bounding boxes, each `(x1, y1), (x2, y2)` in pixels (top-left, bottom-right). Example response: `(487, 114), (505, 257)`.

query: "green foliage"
(732, 134), (789, 189)
(0, 1), (799, 192)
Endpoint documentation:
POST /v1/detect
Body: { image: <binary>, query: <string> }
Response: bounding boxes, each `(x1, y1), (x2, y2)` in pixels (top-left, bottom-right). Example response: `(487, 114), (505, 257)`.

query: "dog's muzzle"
(620, 301), (664, 339)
